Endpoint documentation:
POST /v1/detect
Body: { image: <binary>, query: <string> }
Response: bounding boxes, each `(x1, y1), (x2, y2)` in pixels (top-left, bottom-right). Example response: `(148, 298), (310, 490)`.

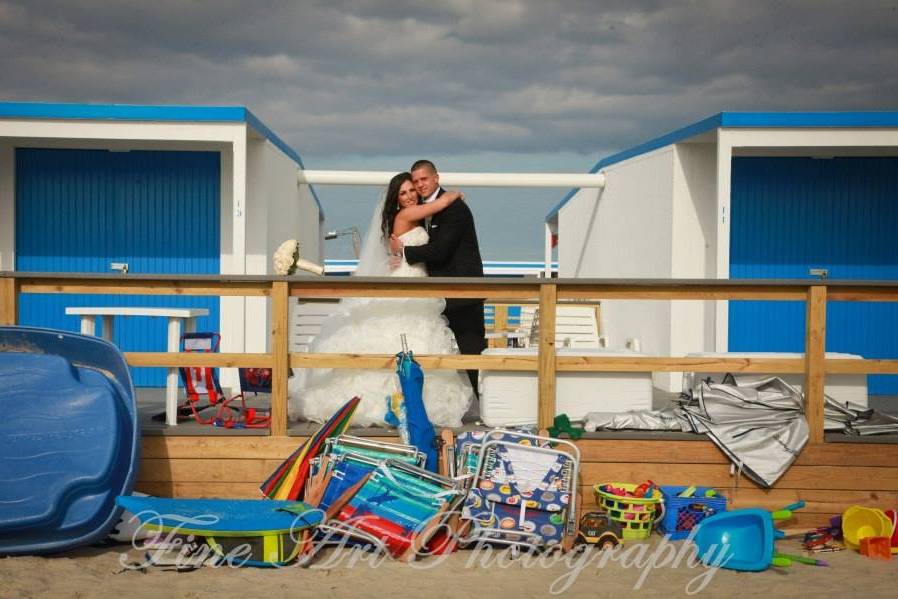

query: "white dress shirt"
(423, 187), (440, 229)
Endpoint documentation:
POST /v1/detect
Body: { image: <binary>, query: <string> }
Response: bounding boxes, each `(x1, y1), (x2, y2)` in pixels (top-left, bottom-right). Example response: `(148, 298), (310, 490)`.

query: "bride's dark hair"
(381, 171), (414, 240)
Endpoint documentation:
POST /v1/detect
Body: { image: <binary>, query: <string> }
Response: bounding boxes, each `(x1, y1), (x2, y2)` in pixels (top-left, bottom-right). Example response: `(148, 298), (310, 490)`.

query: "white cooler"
(479, 347), (654, 427)
(683, 352), (868, 407)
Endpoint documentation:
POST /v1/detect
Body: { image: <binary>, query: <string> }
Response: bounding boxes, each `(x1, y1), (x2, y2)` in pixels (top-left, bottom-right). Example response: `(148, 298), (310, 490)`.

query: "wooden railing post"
(495, 304), (508, 333)
(0, 277), (16, 325)
(538, 283), (557, 430)
(804, 285), (827, 444)
(270, 281), (290, 436)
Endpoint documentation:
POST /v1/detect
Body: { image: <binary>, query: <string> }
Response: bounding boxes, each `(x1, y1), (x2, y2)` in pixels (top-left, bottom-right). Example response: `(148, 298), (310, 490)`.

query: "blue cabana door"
(728, 156), (898, 394)
(15, 148), (221, 386)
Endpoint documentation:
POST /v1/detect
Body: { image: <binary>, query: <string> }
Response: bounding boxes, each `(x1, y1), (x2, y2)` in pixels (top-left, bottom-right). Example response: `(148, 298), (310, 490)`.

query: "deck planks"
(136, 435), (898, 528)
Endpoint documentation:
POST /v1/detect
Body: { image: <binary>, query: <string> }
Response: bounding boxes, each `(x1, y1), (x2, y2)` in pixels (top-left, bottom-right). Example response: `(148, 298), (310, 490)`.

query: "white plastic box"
(479, 347), (654, 427)
(683, 352), (868, 408)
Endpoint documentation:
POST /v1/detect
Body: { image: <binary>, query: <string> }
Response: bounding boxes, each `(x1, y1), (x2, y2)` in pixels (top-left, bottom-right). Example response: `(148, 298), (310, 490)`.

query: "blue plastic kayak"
(0, 326), (140, 555)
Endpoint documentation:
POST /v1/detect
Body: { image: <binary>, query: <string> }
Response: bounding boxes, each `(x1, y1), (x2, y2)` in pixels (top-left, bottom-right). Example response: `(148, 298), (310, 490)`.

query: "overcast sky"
(3, 0), (897, 259)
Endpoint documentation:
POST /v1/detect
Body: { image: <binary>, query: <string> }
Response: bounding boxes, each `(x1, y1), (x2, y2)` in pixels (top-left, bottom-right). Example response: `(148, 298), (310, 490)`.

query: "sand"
(1, 537), (896, 599)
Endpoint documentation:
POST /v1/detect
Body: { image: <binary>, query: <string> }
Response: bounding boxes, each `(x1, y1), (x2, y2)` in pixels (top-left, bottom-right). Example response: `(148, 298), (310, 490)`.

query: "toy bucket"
(842, 506), (894, 550)
(659, 485), (727, 540)
(593, 482), (663, 540)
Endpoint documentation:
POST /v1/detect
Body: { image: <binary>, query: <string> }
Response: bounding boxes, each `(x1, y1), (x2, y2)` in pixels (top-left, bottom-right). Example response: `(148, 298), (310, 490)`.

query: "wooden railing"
(3, 272), (898, 443)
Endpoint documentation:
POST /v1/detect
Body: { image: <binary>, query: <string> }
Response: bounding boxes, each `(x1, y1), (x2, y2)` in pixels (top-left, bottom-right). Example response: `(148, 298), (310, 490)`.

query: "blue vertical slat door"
(15, 148), (220, 387)
(729, 157), (898, 394)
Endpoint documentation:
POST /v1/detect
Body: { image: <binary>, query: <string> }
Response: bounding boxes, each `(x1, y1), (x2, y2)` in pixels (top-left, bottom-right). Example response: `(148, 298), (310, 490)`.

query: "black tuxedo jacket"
(404, 188), (484, 310)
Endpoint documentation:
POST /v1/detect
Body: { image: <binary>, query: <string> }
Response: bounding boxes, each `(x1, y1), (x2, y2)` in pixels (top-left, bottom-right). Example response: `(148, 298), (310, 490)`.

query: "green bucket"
(593, 482), (663, 540)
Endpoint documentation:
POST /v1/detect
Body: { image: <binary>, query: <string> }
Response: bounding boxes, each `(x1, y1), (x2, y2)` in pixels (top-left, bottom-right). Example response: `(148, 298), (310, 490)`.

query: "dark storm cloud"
(2, 0), (897, 159)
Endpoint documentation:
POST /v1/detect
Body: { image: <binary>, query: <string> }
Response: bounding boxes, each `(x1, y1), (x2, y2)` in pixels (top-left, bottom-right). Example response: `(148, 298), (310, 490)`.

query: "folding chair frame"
(458, 429), (580, 552)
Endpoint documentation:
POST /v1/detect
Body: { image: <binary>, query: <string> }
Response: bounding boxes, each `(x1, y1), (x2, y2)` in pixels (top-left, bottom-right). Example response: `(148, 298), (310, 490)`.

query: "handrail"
(3, 272), (898, 442)
(296, 170), (607, 188)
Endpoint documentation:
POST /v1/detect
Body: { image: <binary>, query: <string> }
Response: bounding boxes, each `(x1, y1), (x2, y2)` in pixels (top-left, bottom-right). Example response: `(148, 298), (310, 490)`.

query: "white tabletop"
(65, 307), (209, 318)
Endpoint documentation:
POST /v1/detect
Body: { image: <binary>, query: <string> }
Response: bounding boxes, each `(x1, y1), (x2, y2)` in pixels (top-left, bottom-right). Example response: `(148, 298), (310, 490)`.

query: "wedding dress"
(287, 225), (474, 427)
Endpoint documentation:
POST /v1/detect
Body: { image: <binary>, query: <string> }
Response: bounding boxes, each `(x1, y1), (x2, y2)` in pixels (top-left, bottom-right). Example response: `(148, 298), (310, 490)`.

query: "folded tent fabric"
(844, 410), (898, 435)
(686, 377), (808, 488)
(260, 396), (361, 500)
(585, 374), (898, 484)
(823, 395), (898, 435)
(584, 376), (808, 488)
(583, 407), (688, 432)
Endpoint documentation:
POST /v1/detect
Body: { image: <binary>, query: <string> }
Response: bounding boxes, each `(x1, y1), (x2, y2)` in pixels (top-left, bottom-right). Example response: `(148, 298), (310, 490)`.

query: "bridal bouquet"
(273, 239), (325, 276)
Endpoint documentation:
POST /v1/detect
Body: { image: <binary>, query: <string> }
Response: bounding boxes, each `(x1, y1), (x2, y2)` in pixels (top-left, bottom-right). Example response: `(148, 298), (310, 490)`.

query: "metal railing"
(3, 272), (897, 442)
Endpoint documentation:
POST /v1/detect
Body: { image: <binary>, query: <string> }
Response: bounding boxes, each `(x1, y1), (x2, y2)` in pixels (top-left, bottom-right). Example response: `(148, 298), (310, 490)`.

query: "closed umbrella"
(259, 395), (361, 500)
(395, 334), (438, 472)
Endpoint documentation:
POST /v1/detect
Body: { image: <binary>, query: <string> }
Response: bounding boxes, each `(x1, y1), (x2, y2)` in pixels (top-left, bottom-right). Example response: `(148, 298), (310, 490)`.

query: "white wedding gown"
(288, 226), (474, 427)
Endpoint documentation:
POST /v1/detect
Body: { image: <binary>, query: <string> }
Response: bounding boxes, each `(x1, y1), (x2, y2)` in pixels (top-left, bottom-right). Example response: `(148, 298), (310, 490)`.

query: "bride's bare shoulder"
(394, 224), (427, 239)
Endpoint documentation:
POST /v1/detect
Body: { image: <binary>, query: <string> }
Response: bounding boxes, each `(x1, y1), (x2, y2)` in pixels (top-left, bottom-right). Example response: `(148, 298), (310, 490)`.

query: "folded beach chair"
(458, 430), (580, 551)
(323, 435), (425, 466)
(334, 460), (464, 561)
(307, 436), (426, 511)
(172, 332), (276, 428)
(175, 332), (225, 425)
(307, 454), (464, 562)
(223, 366), (281, 428)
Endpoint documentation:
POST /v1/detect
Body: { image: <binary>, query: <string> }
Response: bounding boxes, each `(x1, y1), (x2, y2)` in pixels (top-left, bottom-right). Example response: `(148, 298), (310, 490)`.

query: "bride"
(288, 172), (475, 427)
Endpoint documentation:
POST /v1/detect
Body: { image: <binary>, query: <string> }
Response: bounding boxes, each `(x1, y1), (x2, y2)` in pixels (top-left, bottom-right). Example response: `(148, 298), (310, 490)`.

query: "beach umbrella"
(681, 376), (808, 488)
(585, 376), (810, 488)
(823, 395), (898, 435)
(260, 395), (360, 500)
(396, 335), (438, 472)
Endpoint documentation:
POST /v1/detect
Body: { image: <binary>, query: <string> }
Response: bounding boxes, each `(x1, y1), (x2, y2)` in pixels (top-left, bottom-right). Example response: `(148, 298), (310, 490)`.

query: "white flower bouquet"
(273, 239), (324, 276)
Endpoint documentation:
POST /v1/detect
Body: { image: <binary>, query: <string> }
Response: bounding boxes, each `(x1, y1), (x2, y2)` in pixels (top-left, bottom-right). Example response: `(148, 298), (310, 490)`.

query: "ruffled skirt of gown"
(287, 295), (474, 427)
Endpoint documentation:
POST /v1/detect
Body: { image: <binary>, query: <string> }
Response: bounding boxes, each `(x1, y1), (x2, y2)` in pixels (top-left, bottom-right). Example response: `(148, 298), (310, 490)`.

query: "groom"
(390, 159), (486, 395)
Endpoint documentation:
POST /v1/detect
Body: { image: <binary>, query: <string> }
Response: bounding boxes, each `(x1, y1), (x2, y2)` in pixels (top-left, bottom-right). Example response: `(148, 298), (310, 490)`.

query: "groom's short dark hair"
(411, 159), (437, 174)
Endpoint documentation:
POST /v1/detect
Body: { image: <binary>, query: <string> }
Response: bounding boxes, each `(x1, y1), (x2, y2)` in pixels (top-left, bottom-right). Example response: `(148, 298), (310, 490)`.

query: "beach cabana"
(547, 112), (898, 392)
(0, 102), (324, 388)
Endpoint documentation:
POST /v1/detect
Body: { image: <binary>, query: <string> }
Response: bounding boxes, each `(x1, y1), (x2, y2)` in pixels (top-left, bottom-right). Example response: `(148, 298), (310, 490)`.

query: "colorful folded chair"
(307, 436), (426, 510)
(458, 430), (580, 551)
(316, 459), (463, 561)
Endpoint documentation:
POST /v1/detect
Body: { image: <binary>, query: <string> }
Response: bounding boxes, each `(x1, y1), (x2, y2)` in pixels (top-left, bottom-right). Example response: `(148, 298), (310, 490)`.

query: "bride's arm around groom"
(390, 159), (486, 398)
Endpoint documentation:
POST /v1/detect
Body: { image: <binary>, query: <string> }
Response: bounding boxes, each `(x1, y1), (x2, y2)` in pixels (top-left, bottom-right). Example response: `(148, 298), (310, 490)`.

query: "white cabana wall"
(0, 104), (324, 390)
(557, 146), (683, 389)
(552, 113), (898, 392)
(245, 133), (324, 356)
(669, 142), (718, 381)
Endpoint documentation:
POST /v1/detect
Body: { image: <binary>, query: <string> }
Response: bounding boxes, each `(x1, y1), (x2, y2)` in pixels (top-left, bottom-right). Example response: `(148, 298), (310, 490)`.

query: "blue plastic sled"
(0, 326), (140, 555)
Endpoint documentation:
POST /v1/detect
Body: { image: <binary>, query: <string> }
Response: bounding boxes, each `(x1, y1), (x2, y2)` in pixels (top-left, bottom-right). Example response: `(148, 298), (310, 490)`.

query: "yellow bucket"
(593, 482), (663, 540)
(842, 506), (893, 550)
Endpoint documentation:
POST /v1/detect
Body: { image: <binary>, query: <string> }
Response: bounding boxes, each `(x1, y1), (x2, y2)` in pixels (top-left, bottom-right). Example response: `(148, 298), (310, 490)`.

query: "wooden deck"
(4, 272), (898, 528)
(135, 433), (898, 528)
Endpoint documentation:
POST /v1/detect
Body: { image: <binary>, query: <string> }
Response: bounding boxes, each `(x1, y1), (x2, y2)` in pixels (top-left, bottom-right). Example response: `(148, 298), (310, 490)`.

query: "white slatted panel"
(290, 300), (339, 352)
(529, 306), (601, 348)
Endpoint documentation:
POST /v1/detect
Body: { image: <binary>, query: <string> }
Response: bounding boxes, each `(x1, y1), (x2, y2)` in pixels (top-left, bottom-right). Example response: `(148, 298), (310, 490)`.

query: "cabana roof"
(0, 101), (323, 214)
(545, 111), (898, 221)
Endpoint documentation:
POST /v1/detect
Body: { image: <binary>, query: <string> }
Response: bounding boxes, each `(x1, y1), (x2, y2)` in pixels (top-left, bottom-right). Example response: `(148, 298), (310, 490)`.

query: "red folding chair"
(175, 332), (271, 428)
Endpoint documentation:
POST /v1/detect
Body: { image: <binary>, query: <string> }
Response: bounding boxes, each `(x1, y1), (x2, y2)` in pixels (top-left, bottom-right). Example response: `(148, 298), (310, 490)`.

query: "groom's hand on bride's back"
(388, 235), (403, 270)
